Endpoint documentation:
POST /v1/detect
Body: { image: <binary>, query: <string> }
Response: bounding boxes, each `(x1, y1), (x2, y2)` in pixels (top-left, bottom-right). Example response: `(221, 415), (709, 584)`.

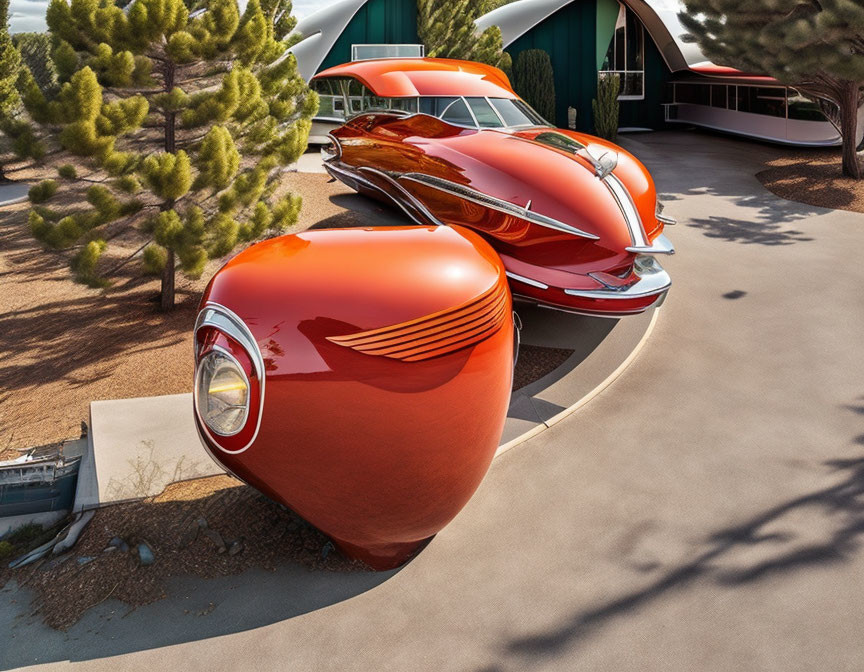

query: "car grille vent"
(327, 281), (508, 362)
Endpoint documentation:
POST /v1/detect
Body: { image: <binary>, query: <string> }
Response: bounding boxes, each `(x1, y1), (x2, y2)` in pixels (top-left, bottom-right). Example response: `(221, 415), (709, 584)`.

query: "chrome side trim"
(325, 161), (444, 227)
(398, 173), (600, 240)
(506, 271), (549, 290)
(563, 257), (671, 300)
(321, 132), (342, 162)
(625, 233), (675, 255)
(657, 212), (677, 226)
(193, 302), (266, 455)
(354, 165), (445, 227)
(603, 173), (649, 248)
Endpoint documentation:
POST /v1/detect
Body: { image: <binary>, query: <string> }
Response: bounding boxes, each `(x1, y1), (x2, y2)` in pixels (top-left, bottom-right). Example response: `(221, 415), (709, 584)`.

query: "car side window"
(466, 98), (503, 127)
(440, 98), (475, 127)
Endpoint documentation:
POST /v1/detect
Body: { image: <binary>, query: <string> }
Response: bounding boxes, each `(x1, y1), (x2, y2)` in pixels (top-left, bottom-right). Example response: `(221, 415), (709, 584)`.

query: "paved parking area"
(2, 131), (863, 671)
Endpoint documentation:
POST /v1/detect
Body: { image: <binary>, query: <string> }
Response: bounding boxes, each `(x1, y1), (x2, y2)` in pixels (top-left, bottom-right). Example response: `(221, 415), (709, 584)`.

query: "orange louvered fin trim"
(327, 281), (509, 361)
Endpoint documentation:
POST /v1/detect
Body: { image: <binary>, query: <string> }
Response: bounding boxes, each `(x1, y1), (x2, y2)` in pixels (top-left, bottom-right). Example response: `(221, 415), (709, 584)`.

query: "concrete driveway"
(3, 130), (864, 671)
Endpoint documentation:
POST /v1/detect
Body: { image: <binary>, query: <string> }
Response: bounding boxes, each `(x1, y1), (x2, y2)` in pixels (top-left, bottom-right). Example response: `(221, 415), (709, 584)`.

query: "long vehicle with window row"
(314, 57), (675, 318)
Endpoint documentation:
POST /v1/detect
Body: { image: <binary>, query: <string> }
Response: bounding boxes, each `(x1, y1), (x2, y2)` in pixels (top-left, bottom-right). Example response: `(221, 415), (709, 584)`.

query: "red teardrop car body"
(312, 57), (675, 317)
(194, 225), (514, 569)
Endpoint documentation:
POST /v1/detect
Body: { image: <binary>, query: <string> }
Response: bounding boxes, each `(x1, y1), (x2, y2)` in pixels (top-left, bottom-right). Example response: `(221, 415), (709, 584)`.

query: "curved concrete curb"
(75, 306), (660, 506)
(495, 307), (660, 459)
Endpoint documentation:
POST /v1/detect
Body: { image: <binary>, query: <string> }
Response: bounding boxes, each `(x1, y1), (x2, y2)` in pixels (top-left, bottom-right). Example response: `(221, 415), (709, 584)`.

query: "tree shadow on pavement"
(622, 131), (830, 247)
(495, 398), (864, 666)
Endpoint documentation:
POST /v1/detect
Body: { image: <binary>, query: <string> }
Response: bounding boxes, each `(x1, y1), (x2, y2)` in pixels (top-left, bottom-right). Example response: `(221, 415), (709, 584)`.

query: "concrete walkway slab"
(88, 394), (220, 505)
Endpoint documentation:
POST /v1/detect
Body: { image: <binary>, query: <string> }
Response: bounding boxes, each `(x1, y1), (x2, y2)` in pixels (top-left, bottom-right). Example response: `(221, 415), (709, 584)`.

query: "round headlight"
(196, 349), (250, 436)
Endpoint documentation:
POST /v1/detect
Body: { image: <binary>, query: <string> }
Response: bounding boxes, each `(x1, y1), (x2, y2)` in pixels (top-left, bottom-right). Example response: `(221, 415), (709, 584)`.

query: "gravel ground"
(757, 149), (864, 214)
(512, 345), (574, 391)
(0, 476), (368, 630)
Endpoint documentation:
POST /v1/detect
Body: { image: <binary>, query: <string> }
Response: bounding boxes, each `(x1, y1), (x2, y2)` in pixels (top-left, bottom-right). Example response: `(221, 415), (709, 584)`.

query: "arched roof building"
(291, 0), (845, 146)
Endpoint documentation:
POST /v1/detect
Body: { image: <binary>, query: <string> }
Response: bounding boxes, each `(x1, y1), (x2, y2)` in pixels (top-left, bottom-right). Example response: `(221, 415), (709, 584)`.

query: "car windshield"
(421, 96), (548, 129)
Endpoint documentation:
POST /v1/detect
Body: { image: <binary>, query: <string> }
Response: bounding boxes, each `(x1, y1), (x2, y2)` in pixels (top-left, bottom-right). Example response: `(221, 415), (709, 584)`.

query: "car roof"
(312, 58), (518, 99)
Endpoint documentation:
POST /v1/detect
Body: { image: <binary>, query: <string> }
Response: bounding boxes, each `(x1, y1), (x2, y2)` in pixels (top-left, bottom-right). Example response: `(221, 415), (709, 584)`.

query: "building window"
(351, 44), (425, 61)
(599, 3), (644, 99)
(733, 86), (786, 117)
(787, 89), (830, 121)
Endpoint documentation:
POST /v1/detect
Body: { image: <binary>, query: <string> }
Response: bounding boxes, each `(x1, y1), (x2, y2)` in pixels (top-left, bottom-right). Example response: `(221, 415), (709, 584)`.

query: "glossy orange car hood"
(204, 225), (506, 341)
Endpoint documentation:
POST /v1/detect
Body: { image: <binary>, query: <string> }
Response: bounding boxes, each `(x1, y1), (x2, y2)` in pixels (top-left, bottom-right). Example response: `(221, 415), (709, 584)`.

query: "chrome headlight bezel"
(193, 302), (266, 454)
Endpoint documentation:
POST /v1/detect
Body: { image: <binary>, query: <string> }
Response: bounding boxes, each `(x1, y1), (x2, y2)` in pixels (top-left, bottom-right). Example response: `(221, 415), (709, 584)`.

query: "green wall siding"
(507, 0), (598, 132)
(506, 0), (671, 132)
(319, 0), (419, 72)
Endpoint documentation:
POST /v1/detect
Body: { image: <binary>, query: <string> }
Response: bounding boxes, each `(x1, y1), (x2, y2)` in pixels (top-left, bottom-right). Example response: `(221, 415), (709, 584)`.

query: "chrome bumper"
(564, 256), (671, 300)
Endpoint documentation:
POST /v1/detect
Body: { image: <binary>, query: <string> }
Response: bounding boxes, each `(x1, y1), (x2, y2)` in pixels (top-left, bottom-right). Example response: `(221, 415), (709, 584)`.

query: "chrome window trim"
(485, 96), (508, 126)
(194, 302), (266, 455)
(463, 96), (481, 128)
(398, 172), (600, 240)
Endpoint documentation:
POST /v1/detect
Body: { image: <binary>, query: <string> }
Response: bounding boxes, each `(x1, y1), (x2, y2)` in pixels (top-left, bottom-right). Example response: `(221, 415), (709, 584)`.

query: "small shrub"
(71, 239), (109, 287)
(592, 73), (620, 141)
(114, 174), (140, 194)
(0, 541), (13, 560)
(5, 522), (43, 545)
(57, 164), (77, 179)
(28, 179), (58, 203)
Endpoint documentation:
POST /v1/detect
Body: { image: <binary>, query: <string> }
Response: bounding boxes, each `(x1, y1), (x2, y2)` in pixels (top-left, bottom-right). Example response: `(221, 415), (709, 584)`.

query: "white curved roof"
(475, 0), (709, 72)
(288, 0), (370, 81)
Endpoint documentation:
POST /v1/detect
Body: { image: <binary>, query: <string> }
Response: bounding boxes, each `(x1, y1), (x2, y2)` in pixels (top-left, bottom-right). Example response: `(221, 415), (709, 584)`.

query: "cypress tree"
(417, 0), (511, 72)
(681, 0), (864, 178)
(592, 73), (620, 141)
(21, 0), (317, 309)
(513, 49), (555, 123)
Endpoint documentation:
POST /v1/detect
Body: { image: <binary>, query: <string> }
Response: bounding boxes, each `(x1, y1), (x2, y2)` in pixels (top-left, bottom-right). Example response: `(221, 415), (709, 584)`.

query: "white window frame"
(597, 3), (645, 101)
(351, 44), (425, 62)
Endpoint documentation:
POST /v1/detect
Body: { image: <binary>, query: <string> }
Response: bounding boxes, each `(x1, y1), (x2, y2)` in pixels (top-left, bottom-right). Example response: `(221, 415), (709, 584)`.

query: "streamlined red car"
(312, 58), (675, 317)
(194, 225), (515, 569)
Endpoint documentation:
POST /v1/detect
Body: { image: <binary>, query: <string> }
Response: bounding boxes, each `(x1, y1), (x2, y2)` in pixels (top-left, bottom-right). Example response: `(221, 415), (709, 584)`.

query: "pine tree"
(681, 0), (864, 179)
(13, 33), (58, 95)
(513, 49), (555, 122)
(0, 0), (22, 182)
(21, 0), (317, 309)
(417, 0), (511, 72)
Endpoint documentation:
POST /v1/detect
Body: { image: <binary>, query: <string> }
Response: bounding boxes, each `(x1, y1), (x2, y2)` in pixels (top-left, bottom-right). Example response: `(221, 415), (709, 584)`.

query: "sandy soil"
(757, 149), (864, 214)
(0, 167), (373, 457)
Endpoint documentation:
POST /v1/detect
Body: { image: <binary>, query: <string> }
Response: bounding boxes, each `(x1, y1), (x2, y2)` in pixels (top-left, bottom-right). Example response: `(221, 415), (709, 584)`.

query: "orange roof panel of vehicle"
(313, 57), (518, 99)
